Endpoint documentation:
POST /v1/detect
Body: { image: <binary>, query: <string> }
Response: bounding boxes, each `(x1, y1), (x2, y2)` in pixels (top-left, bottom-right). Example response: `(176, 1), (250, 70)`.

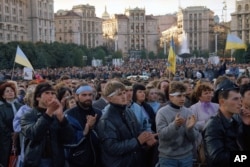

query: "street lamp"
(115, 35), (118, 52)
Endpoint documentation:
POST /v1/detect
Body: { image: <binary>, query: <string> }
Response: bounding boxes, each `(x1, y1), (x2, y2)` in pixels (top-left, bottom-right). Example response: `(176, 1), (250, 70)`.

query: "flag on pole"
(15, 46), (34, 70)
(167, 37), (176, 74)
(225, 33), (247, 50)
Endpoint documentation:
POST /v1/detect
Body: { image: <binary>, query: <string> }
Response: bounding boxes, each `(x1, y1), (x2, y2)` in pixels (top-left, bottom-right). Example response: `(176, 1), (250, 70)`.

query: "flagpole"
(11, 61), (16, 80)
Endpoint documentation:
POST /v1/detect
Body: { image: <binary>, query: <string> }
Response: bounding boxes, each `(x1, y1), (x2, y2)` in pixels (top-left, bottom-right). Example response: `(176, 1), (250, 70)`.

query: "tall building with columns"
(54, 4), (103, 48)
(0, 0), (28, 42)
(27, 0), (54, 43)
(103, 7), (158, 57)
(177, 6), (215, 53)
(0, 0), (54, 43)
(231, 0), (250, 44)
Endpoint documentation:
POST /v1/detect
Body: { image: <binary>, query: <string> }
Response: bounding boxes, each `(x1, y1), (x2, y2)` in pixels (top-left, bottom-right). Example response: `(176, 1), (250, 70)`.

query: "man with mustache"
(64, 82), (102, 167)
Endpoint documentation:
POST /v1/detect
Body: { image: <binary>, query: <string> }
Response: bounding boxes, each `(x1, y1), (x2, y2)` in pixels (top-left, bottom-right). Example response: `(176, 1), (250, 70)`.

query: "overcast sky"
(54, 0), (235, 21)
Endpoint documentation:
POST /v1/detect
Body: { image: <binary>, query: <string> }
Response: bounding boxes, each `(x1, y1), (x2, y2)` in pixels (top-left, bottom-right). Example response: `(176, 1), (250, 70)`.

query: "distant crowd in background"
(0, 59), (249, 83)
(1, 59), (250, 167)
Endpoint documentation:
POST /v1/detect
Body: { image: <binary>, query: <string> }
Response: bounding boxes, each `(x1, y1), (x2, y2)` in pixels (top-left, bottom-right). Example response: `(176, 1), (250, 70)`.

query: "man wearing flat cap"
(202, 79), (244, 167)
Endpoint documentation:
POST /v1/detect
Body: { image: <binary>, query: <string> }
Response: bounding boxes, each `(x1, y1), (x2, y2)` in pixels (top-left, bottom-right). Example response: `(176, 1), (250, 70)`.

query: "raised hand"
(86, 114), (97, 129)
(175, 113), (185, 127)
(186, 115), (196, 129)
(46, 98), (60, 116)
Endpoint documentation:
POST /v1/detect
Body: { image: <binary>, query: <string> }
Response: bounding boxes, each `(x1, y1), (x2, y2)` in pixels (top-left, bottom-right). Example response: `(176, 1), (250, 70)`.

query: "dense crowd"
(1, 59), (249, 82)
(0, 59), (250, 167)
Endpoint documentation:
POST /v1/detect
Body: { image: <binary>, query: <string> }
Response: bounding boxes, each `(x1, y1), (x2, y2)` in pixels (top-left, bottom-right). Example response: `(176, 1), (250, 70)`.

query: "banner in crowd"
(23, 67), (33, 80)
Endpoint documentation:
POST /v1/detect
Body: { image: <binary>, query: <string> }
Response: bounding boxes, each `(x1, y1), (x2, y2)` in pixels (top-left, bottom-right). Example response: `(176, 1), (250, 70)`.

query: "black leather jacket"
(21, 108), (74, 167)
(202, 111), (243, 167)
(97, 103), (144, 167)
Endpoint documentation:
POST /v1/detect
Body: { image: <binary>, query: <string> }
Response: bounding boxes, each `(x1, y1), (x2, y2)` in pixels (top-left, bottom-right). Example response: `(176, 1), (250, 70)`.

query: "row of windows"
(0, 6), (23, 15)
(57, 20), (98, 26)
(0, 15), (24, 23)
(0, 24), (25, 32)
(4, 0), (23, 6)
(238, 4), (249, 11)
(0, 33), (24, 41)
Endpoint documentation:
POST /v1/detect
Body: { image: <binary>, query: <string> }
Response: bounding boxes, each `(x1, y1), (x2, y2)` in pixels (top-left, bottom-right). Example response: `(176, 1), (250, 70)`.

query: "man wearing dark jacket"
(65, 82), (102, 167)
(21, 82), (74, 167)
(203, 79), (243, 167)
(97, 80), (157, 167)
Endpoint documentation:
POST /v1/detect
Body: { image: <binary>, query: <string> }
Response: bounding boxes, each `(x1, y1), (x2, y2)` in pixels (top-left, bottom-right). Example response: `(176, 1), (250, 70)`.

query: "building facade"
(27, 0), (54, 43)
(177, 6), (215, 53)
(103, 7), (158, 57)
(0, 0), (54, 43)
(231, 0), (250, 44)
(0, 0), (27, 42)
(54, 4), (103, 48)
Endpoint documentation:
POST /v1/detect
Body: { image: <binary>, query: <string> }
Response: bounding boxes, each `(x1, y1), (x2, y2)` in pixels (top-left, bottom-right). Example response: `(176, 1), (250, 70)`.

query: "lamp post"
(115, 35), (118, 52)
(164, 38), (166, 55)
(215, 33), (218, 55)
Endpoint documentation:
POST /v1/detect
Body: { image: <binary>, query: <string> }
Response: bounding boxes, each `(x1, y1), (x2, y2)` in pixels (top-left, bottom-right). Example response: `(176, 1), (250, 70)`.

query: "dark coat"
(20, 108), (74, 167)
(202, 111), (243, 167)
(65, 104), (102, 167)
(0, 101), (22, 167)
(93, 97), (108, 111)
(97, 103), (144, 167)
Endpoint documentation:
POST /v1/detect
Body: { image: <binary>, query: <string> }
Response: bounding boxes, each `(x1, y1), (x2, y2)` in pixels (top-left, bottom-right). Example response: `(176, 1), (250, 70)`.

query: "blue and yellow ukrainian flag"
(167, 37), (176, 74)
(225, 33), (247, 50)
(15, 46), (34, 70)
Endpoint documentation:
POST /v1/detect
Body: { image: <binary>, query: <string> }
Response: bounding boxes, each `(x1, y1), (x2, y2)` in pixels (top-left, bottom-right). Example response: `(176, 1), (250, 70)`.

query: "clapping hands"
(137, 131), (158, 147)
(46, 98), (64, 121)
(186, 115), (196, 129)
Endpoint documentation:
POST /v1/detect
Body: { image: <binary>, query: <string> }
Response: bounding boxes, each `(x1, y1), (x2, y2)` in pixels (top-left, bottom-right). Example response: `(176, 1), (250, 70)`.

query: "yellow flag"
(167, 37), (176, 74)
(15, 46), (34, 70)
(225, 33), (247, 50)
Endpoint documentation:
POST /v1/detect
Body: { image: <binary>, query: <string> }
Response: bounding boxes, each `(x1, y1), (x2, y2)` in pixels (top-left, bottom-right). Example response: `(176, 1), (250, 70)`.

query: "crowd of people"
(0, 59), (250, 167)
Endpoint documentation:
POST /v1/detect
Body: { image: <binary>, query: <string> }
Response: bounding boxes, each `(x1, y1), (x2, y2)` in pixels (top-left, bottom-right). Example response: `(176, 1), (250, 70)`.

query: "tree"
(148, 51), (155, 59)
(113, 50), (123, 59)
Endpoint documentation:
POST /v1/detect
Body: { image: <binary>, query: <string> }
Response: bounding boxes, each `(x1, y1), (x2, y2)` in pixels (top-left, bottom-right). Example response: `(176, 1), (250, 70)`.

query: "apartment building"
(0, 0), (54, 43)
(177, 6), (215, 52)
(231, 0), (250, 44)
(27, 0), (54, 43)
(103, 7), (158, 57)
(0, 0), (27, 42)
(54, 4), (103, 48)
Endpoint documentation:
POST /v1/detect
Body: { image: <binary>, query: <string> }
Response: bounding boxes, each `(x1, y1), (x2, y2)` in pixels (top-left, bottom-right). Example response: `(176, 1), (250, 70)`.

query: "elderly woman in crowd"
(189, 82), (219, 162)
(0, 81), (23, 167)
(190, 82), (219, 132)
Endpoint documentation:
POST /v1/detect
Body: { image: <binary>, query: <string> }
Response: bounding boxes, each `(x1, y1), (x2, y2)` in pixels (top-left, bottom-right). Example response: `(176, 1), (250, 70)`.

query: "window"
(238, 5), (242, 11)
(246, 4), (249, 11)
(5, 6), (9, 13)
